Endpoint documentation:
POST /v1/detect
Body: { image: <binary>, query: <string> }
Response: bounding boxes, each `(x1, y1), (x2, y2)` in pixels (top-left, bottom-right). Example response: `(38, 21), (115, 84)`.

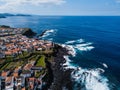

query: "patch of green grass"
(35, 70), (45, 78)
(5, 61), (24, 70)
(16, 51), (30, 59)
(29, 55), (38, 61)
(36, 55), (46, 68)
(5, 62), (15, 70)
(0, 63), (10, 70)
(6, 56), (14, 61)
(23, 51), (29, 56)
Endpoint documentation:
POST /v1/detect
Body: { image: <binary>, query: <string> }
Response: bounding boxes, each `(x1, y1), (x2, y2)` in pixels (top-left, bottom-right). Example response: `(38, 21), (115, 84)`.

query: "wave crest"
(63, 39), (95, 57)
(40, 29), (57, 39)
(63, 56), (110, 90)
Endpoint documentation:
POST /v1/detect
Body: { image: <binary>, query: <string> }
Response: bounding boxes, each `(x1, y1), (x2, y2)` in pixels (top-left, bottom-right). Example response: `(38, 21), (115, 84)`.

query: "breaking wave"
(75, 42), (94, 51)
(72, 68), (110, 90)
(62, 39), (95, 57)
(62, 39), (110, 90)
(65, 39), (84, 44)
(40, 29), (57, 40)
(62, 44), (76, 57)
(63, 56), (111, 90)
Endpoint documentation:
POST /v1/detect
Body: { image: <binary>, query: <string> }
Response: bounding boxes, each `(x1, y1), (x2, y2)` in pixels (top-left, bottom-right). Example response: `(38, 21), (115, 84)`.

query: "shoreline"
(49, 44), (73, 90)
(0, 25), (73, 90)
(39, 30), (73, 90)
(36, 29), (74, 90)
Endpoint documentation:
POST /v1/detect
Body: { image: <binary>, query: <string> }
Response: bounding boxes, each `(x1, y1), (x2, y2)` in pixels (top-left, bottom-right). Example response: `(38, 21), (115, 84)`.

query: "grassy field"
(0, 61), (24, 71)
(0, 50), (50, 71)
(36, 55), (46, 68)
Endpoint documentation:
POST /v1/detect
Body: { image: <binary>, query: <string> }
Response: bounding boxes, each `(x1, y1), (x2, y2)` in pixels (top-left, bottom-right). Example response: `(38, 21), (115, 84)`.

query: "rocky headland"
(49, 44), (73, 90)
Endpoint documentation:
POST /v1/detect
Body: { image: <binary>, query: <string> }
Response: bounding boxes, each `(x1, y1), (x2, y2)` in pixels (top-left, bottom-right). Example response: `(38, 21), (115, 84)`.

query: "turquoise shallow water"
(0, 16), (120, 90)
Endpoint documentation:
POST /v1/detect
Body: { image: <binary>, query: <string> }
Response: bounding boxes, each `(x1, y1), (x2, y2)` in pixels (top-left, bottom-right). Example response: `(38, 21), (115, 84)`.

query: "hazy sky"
(0, 0), (120, 15)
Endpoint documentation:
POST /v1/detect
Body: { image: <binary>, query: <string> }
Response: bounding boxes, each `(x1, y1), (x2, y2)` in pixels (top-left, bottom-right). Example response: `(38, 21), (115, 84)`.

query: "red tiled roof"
(1, 72), (7, 77)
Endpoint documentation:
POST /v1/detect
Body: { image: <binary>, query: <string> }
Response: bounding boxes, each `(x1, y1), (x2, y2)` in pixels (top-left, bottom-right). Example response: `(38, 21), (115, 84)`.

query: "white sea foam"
(61, 44), (76, 57)
(45, 29), (54, 33)
(63, 56), (110, 90)
(62, 39), (110, 90)
(66, 45), (76, 57)
(65, 39), (84, 44)
(42, 33), (50, 38)
(63, 56), (76, 69)
(41, 29), (57, 38)
(72, 68), (110, 90)
(75, 42), (92, 47)
(65, 40), (76, 44)
(102, 63), (108, 68)
(64, 39), (94, 53)
(75, 45), (95, 51)
(77, 39), (84, 43)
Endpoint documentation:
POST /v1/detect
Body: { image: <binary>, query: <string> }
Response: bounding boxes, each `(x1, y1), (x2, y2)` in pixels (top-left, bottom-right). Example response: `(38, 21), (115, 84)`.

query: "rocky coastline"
(0, 26), (73, 90)
(36, 30), (73, 90)
(38, 30), (48, 37)
(48, 44), (73, 90)
(37, 29), (73, 90)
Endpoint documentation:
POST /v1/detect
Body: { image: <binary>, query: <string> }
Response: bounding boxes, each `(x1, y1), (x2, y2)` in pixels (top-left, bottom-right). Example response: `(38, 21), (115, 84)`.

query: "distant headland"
(0, 13), (31, 18)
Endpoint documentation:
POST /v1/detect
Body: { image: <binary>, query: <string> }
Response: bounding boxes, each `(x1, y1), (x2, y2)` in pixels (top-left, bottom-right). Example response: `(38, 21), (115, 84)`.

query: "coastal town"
(0, 26), (54, 90)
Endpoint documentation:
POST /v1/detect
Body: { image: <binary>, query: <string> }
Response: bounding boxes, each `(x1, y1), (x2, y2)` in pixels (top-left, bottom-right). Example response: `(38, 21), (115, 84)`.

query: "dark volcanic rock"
(38, 30), (47, 37)
(22, 28), (36, 37)
(49, 44), (73, 90)
(0, 25), (10, 28)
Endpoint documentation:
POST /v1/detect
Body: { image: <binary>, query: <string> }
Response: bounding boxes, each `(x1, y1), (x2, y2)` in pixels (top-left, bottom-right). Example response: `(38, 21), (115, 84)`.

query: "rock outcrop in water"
(22, 28), (36, 37)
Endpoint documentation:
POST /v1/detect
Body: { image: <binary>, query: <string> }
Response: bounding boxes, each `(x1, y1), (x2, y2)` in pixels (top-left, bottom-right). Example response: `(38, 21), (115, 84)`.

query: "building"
(0, 76), (5, 90)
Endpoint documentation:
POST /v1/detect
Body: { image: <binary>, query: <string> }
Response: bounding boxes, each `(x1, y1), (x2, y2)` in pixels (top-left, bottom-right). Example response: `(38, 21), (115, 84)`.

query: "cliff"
(49, 44), (73, 90)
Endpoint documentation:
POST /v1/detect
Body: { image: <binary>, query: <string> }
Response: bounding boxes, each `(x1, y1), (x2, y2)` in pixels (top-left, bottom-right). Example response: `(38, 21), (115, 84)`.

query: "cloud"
(0, 0), (66, 13)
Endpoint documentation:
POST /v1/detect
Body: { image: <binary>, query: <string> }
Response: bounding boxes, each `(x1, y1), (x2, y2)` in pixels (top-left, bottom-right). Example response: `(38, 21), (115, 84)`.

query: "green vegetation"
(35, 70), (45, 78)
(29, 55), (38, 62)
(5, 62), (15, 70)
(16, 51), (30, 59)
(0, 63), (10, 70)
(7, 61), (24, 69)
(36, 55), (46, 68)
(0, 48), (54, 74)
(0, 61), (24, 71)
(6, 56), (14, 61)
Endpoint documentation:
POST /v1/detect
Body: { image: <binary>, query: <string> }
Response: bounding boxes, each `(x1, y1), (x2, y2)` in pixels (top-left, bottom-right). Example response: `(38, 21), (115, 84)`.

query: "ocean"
(0, 16), (120, 90)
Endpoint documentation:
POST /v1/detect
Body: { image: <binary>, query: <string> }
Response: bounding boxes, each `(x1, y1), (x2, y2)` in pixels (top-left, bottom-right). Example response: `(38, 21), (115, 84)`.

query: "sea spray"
(39, 29), (57, 40)
(65, 39), (84, 44)
(64, 39), (95, 52)
(63, 56), (110, 90)
(62, 39), (111, 90)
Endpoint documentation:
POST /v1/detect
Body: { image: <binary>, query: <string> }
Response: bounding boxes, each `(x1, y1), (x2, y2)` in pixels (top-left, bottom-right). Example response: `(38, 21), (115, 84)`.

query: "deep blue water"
(0, 16), (120, 90)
